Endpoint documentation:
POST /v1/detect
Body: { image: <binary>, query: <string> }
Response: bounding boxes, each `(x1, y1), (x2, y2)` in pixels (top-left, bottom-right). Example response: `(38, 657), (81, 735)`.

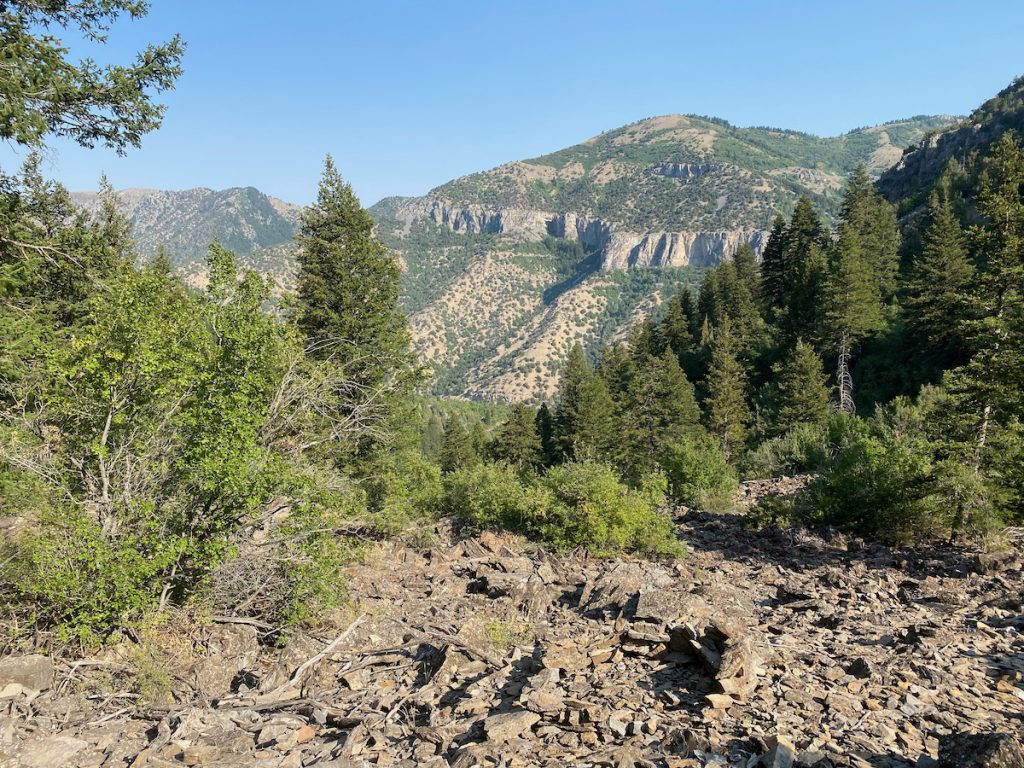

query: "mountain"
(878, 77), (1024, 207)
(70, 186), (301, 289)
(78, 113), (955, 403)
(370, 113), (955, 402)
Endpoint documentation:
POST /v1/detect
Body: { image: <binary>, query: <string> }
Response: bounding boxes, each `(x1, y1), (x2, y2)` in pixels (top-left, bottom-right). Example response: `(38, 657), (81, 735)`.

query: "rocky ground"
(1, 509), (1022, 768)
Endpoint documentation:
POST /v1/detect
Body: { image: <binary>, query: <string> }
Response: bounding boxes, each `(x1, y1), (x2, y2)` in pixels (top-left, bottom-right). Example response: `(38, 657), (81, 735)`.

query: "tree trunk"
(836, 333), (855, 414)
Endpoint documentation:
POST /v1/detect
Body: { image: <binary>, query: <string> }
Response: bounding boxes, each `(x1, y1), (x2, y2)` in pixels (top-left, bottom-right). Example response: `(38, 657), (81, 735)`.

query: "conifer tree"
(769, 339), (832, 436)
(824, 223), (883, 412)
(439, 417), (480, 473)
(681, 288), (701, 343)
(778, 197), (828, 343)
(732, 243), (759, 295)
(703, 319), (750, 460)
(621, 351), (701, 478)
(554, 344), (616, 462)
(597, 343), (637, 409)
(491, 404), (542, 470)
(535, 403), (557, 467)
(904, 190), (975, 365)
(758, 214), (788, 316)
(839, 165), (900, 300)
(659, 289), (697, 368)
(295, 157), (411, 384)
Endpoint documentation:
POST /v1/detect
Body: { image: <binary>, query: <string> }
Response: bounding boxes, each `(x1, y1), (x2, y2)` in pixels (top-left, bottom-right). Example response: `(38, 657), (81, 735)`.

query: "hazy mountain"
(70, 186), (301, 289)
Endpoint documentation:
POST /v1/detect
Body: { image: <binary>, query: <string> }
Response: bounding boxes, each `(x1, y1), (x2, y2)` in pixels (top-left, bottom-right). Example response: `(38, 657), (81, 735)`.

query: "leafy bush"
(444, 461), (683, 558)
(659, 435), (737, 512)
(363, 448), (443, 535)
(807, 427), (937, 545)
(743, 412), (866, 479)
(443, 462), (549, 533)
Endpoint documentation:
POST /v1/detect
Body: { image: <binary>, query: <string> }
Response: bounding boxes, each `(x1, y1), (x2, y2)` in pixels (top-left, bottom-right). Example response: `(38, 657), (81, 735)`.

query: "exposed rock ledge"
(393, 198), (768, 270)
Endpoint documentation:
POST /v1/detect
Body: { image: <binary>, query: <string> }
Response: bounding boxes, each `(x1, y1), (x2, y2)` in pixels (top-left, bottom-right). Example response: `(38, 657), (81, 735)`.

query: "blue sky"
(9, 0), (1024, 206)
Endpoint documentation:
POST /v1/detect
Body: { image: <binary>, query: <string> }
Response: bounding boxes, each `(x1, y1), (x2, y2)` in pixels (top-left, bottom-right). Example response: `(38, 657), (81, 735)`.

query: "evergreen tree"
(598, 343), (638, 407)
(938, 133), (1024, 533)
(778, 197), (828, 343)
(439, 417), (480, 473)
(659, 289), (697, 367)
(732, 243), (759, 295)
(0, 1), (184, 153)
(535, 403), (557, 467)
(904, 190), (975, 366)
(839, 165), (900, 300)
(769, 339), (832, 436)
(621, 351), (701, 479)
(554, 344), (616, 462)
(681, 288), (701, 343)
(824, 223), (883, 412)
(703, 319), (751, 460)
(758, 215), (788, 316)
(295, 157), (411, 382)
(491, 404), (542, 470)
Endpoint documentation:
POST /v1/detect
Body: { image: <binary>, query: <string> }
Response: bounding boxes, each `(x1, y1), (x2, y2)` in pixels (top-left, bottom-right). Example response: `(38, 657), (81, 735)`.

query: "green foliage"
(0, 1), (184, 153)
(295, 157), (417, 431)
(769, 339), (832, 436)
(444, 461), (682, 558)
(659, 435), (737, 512)
(807, 419), (937, 545)
(490, 404), (542, 470)
(554, 345), (616, 462)
(703, 319), (751, 459)
(363, 448), (443, 535)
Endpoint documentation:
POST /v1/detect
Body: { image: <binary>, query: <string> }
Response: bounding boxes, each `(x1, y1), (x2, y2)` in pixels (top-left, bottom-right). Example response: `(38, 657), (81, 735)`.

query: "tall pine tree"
(554, 344), (616, 462)
(703, 319), (751, 460)
(769, 339), (832, 436)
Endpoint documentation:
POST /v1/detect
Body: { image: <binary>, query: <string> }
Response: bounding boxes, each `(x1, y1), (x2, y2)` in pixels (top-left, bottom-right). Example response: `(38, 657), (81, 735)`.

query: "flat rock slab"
(484, 709), (541, 742)
(0, 655), (53, 693)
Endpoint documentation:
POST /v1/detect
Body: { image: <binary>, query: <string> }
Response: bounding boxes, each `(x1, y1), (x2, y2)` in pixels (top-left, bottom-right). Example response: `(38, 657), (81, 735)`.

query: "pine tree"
(554, 344), (616, 462)
(659, 289), (697, 365)
(535, 403), (557, 467)
(732, 243), (759, 295)
(621, 351), (701, 479)
(681, 288), (701, 343)
(597, 343), (637, 410)
(779, 197), (828, 343)
(491, 404), (542, 470)
(758, 215), (788, 316)
(439, 417), (480, 473)
(703, 319), (750, 460)
(839, 165), (900, 300)
(824, 223), (883, 412)
(769, 339), (832, 436)
(295, 157), (411, 382)
(904, 190), (974, 365)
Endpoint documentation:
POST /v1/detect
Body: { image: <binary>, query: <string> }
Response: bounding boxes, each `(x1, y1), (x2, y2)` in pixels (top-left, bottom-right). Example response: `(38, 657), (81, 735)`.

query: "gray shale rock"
(939, 732), (1024, 768)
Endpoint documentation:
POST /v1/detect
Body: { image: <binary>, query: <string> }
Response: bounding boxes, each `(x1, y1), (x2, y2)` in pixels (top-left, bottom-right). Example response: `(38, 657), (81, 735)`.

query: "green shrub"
(807, 428), (937, 545)
(363, 448), (443, 535)
(659, 435), (738, 512)
(443, 462), (549, 533)
(444, 461), (683, 558)
(743, 412), (866, 479)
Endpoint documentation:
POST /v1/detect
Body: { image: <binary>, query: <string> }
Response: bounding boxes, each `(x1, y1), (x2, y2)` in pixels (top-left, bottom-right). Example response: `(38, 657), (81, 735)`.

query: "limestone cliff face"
(600, 228), (767, 270)
(403, 198), (765, 271)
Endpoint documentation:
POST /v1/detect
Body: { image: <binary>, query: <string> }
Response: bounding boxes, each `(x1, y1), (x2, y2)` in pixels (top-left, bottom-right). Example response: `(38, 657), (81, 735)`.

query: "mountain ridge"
(73, 111), (958, 402)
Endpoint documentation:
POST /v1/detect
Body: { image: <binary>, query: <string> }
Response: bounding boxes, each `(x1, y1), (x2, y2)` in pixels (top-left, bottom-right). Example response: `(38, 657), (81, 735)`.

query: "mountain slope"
(370, 113), (955, 402)
(71, 186), (301, 288)
(878, 77), (1024, 206)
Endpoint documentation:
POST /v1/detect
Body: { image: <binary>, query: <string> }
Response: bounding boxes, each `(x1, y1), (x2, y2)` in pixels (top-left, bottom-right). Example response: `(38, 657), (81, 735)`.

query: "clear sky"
(9, 0), (1024, 206)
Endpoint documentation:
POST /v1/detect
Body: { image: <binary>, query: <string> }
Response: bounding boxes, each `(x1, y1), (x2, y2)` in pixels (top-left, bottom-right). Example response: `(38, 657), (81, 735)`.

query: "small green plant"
(659, 435), (737, 512)
(483, 618), (535, 651)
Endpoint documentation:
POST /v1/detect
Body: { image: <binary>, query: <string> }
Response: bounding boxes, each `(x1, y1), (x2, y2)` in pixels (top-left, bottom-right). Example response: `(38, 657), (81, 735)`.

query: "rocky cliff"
(371, 112), (955, 401)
